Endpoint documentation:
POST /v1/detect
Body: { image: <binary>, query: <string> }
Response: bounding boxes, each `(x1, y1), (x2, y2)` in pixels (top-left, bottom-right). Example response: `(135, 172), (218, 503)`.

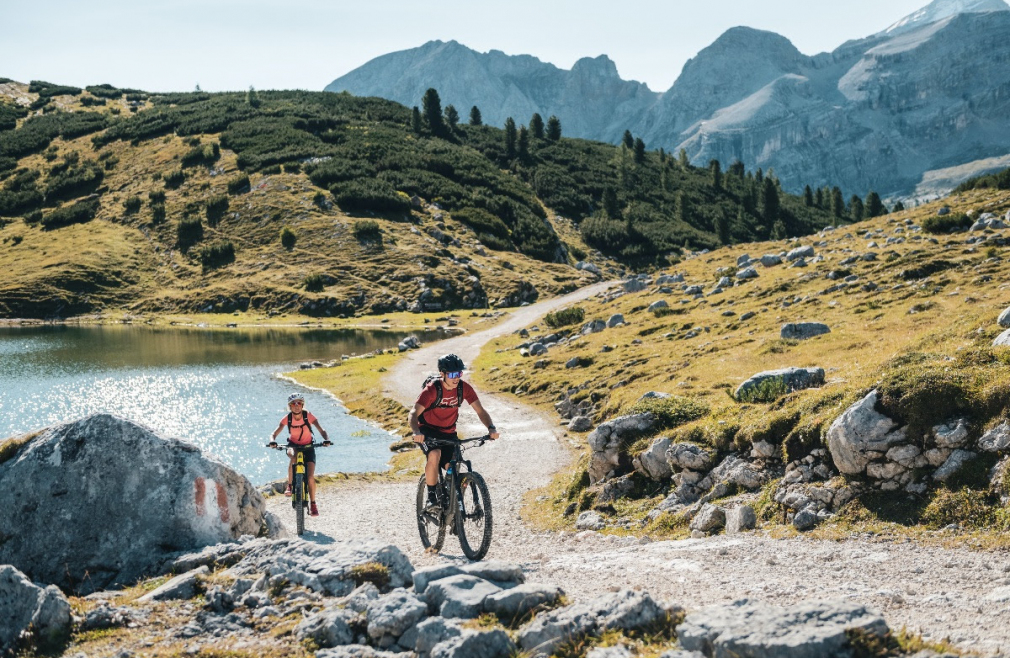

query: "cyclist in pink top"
(269, 393), (331, 516)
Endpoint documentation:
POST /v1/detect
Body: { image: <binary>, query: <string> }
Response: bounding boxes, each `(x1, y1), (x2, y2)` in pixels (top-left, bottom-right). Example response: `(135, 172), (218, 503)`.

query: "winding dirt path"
(269, 282), (1010, 656)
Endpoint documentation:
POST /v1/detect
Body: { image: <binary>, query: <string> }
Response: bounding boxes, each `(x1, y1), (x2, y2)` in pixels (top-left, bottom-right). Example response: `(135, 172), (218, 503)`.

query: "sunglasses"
(289, 400), (304, 406)
(445, 371), (462, 379)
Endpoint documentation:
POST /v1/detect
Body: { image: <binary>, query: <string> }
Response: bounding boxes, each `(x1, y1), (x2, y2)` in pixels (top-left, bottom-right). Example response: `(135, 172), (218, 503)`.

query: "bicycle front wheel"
(456, 471), (493, 561)
(294, 473), (305, 536)
(416, 475), (445, 552)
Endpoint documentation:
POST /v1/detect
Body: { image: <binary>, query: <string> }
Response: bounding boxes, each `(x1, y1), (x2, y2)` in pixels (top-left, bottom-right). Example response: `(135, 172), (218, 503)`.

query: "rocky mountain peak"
(880, 0), (1009, 36)
(570, 54), (621, 79)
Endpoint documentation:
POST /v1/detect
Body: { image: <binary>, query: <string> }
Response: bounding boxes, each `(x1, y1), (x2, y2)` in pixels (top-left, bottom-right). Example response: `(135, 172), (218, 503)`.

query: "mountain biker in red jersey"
(408, 354), (499, 509)
(269, 392), (331, 516)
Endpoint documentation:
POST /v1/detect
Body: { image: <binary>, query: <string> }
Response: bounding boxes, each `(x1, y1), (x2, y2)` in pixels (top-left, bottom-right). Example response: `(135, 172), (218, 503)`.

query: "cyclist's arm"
(270, 420), (285, 442)
(311, 418), (330, 442)
(409, 402), (426, 442)
(470, 399), (499, 439)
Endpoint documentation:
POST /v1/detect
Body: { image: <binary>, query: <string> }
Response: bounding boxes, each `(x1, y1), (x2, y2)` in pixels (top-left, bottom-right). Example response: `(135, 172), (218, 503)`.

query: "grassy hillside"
(471, 186), (1010, 539)
(0, 79), (835, 319)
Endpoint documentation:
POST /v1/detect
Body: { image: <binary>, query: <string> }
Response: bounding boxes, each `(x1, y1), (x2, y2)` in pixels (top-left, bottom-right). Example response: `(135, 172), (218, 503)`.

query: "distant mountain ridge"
(326, 0), (1010, 199)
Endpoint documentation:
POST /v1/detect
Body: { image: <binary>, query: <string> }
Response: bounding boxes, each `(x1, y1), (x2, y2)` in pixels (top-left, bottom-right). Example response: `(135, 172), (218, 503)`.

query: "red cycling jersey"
(281, 411), (317, 446)
(416, 381), (478, 434)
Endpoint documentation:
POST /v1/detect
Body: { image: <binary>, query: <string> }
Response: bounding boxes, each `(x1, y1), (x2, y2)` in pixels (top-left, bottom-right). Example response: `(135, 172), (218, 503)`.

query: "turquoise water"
(0, 325), (440, 484)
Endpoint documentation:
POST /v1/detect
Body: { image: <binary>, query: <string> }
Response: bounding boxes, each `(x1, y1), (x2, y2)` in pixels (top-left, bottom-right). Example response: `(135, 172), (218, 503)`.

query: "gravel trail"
(268, 282), (1009, 655)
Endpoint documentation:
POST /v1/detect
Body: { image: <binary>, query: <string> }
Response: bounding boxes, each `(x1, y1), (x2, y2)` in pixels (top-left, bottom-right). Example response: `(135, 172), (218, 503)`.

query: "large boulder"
(484, 583), (563, 623)
(431, 629), (517, 658)
(786, 245), (815, 261)
(517, 590), (666, 657)
(0, 564), (72, 654)
(586, 413), (654, 484)
(0, 414), (270, 592)
(980, 421), (1010, 452)
(424, 574), (502, 618)
(666, 442), (714, 471)
(678, 598), (888, 658)
(367, 588), (429, 642)
(735, 367), (825, 401)
(826, 391), (908, 475)
(781, 322), (831, 340)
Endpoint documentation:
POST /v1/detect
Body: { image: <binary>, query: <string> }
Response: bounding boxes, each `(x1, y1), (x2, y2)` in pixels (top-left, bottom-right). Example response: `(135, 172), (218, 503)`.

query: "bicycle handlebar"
(266, 441), (331, 450)
(423, 435), (491, 448)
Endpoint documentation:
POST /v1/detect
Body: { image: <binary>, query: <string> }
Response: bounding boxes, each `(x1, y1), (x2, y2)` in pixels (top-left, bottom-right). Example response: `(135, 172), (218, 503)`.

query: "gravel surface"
(268, 283), (1010, 656)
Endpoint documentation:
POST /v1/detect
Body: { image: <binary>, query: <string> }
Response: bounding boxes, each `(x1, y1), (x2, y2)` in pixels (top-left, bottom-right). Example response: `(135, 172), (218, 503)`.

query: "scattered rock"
(529, 343), (548, 356)
(623, 279), (647, 293)
(138, 566), (209, 602)
(576, 511), (606, 531)
(760, 254), (782, 267)
(648, 300), (669, 312)
(431, 629), (517, 658)
(633, 436), (673, 480)
(367, 588), (428, 641)
(933, 419), (969, 448)
(413, 617), (462, 655)
(793, 509), (818, 531)
(980, 421), (1010, 452)
(581, 320), (607, 335)
(993, 329), (1010, 347)
(678, 599), (888, 657)
(736, 267), (758, 280)
(826, 390), (908, 475)
(780, 322), (831, 340)
(568, 416), (593, 432)
(999, 307), (1010, 328)
(689, 504), (726, 533)
(725, 506), (757, 534)
(483, 583), (563, 622)
(786, 245), (815, 261)
(296, 606), (357, 648)
(0, 414), (269, 592)
(587, 413), (655, 483)
(607, 314), (625, 328)
(0, 564), (72, 654)
(517, 590), (666, 657)
(735, 367), (825, 400)
(424, 574), (502, 619)
(666, 443), (715, 471)
(933, 449), (977, 482)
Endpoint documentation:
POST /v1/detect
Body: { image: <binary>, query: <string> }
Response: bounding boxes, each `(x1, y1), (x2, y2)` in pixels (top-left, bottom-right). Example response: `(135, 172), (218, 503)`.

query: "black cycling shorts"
(419, 427), (458, 470)
(287, 444), (316, 464)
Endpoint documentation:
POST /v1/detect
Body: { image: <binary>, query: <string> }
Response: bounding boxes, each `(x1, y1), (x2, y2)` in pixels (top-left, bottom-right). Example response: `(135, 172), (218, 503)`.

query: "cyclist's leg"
(425, 449), (441, 487)
(307, 461), (316, 501)
(287, 451), (296, 488)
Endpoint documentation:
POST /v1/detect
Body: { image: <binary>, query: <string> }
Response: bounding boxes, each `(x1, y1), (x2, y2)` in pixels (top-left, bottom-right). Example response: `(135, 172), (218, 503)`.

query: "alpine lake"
(0, 324), (447, 484)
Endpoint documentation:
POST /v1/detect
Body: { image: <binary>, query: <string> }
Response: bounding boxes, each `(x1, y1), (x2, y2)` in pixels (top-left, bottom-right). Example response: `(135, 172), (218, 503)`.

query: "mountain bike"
(267, 441), (327, 536)
(416, 436), (493, 560)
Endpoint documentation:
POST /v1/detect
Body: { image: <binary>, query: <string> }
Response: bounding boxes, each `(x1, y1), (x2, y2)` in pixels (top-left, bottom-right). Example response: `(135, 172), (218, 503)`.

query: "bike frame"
(267, 441), (327, 535)
(426, 436), (487, 522)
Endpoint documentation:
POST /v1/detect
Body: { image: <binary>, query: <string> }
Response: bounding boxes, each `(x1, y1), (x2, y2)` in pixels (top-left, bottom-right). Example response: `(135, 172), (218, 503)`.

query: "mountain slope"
(326, 2), (1010, 199)
(0, 81), (834, 319)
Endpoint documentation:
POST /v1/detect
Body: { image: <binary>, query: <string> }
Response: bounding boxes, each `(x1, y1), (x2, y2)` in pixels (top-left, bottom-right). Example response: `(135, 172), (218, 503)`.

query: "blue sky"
(2, 0), (928, 92)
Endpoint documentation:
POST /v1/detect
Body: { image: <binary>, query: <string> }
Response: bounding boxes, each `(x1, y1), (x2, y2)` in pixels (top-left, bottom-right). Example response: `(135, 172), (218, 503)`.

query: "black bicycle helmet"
(437, 353), (465, 372)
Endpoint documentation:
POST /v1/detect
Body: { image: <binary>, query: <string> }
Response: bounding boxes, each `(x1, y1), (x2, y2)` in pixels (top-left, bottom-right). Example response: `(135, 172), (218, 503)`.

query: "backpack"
(287, 411), (315, 437)
(421, 376), (464, 412)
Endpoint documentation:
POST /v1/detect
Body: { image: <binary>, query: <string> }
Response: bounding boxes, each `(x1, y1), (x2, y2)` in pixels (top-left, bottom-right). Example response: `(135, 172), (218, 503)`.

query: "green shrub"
(148, 190), (165, 204)
(85, 84), (124, 99)
(736, 378), (791, 403)
(79, 96), (106, 107)
(164, 169), (185, 189)
(40, 197), (99, 229)
(628, 395), (709, 431)
(196, 240), (235, 270)
(921, 213), (971, 234)
(303, 273), (325, 292)
(181, 142), (220, 168)
(452, 207), (509, 238)
(333, 180), (411, 214)
(28, 80), (82, 98)
(23, 209), (42, 225)
(176, 216), (203, 250)
(260, 164), (282, 175)
(205, 194), (229, 226)
(567, 243), (587, 260)
(280, 226), (296, 249)
(544, 306), (585, 328)
(352, 219), (382, 241)
(151, 202), (166, 224)
(349, 562), (389, 589)
(283, 162), (301, 174)
(921, 488), (999, 530)
(123, 196), (142, 214)
(43, 159), (103, 205)
(227, 174), (250, 194)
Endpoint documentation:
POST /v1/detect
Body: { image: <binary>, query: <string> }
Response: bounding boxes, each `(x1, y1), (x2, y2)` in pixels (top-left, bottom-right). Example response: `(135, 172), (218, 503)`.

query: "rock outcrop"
(0, 564), (72, 654)
(0, 414), (273, 592)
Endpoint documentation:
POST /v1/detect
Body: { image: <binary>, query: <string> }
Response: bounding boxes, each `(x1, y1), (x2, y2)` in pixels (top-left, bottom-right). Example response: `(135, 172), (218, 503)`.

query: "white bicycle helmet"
(287, 393), (305, 404)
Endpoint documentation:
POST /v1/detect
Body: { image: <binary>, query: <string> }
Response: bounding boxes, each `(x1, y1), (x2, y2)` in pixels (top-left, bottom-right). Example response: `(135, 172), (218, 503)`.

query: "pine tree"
(623, 130), (634, 150)
(546, 115), (562, 141)
(633, 137), (646, 164)
(865, 190), (884, 218)
(518, 125), (530, 161)
(803, 185), (813, 207)
(893, 200), (906, 212)
(675, 192), (690, 225)
(850, 195), (864, 223)
(755, 168), (763, 183)
(603, 187), (620, 219)
(246, 86), (260, 108)
(716, 210), (731, 245)
(729, 160), (745, 178)
(678, 149), (690, 169)
(814, 187), (824, 209)
(831, 187), (845, 219)
(411, 106), (422, 134)
(504, 117), (517, 159)
(761, 177), (779, 226)
(710, 160), (722, 191)
(659, 148), (666, 164)
(530, 113), (544, 140)
(444, 104), (459, 129)
(422, 88), (444, 135)
(469, 106), (482, 126)
(771, 219), (786, 240)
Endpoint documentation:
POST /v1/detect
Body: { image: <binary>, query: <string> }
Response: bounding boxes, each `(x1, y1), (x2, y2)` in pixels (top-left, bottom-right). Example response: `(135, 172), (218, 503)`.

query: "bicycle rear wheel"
(416, 475), (446, 552)
(456, 471), (493, 561)
(294, 473), (305, 536)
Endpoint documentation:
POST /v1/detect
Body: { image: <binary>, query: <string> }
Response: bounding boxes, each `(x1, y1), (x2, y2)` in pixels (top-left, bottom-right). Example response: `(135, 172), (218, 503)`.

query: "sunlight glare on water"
(0, 325), (443, 484)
